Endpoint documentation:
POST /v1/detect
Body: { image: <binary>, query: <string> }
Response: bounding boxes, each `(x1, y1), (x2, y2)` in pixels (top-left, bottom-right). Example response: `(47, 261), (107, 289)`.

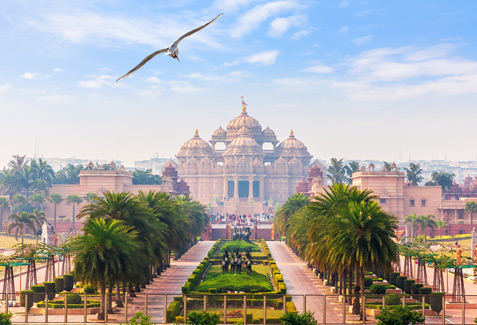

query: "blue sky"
(1, 0), (477, 168)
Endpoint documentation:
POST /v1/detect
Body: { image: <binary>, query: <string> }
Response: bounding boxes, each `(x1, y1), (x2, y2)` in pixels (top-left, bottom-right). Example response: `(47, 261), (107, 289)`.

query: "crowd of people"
(208, 212), (274, 226)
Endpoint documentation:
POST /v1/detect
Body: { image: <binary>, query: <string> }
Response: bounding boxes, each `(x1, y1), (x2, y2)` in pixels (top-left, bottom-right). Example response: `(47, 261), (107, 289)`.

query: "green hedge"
(369, 284), (386, 294)
(419, 287), (432, 304)
(36, 301), (100, 309)
(389, 272), (400, 286)
(404, 279), (415, 295)
(396, 276), (407, 290)
(31, 285), (45, 303)
(63, 274), (74, 291)
(44, 282), (56, 300)
(166, 300), (182, 323)
(411, 283), (423, 299)
(430, 292), (444, 315)
(20, 290), (34, 309)
(54, 277), (64, 293)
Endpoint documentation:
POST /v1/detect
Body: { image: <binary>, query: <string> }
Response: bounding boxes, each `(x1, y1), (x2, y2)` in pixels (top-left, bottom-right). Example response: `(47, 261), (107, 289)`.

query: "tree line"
(326, 158), (455, 190)
(274, 186), (398, 317)
(73, 191), (208, 319)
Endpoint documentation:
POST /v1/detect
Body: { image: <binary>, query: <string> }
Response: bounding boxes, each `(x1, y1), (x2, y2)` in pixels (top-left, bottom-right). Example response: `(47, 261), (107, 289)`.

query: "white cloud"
(303, 65), (333, 74)
(246, 50), (280, 65)
(0, 84), (12, 94)
(78, 75), (116, 89)
(268, 15), (305, 38)
(188, 70), (245, 82)
(353, 35), (372, 45)
(169, 81), (203, 93)
(338, 25), (349, 34)
(225, 50), (280, 66)
(231, 1), (298, 38)
(292, 30), (310, 40)
(339, 0), (350, 8)
(21, 72), (38, 80)
(53, 68), (64, 72)
(213, 0), (256, 13)
(145, 77), (161, 84)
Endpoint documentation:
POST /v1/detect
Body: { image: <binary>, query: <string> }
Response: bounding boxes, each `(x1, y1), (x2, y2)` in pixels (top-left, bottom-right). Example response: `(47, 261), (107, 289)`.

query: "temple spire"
(241, 96), (247, 114)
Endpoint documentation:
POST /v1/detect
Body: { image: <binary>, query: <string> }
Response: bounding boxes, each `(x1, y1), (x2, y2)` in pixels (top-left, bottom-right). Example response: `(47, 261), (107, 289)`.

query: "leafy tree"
(84, 193), (98, 203)
(11, 194), (31, 214)
(7, 212), (38, 244)
(0, 197), (9, 232)
(280, 311), (318, 325)
(67, 195), (83, 233)
(405, 214), (420, 242)
(425, 171), (455, 190)
(73, 218), (139, 320)
(274, 193), (310, 236)
(187, 311), (220, 325)
(345, 161), (360, 178)
(327, 158), (349, 184)
(52, 164), (83, 184)
(465, 201), (477, 232)
(48, 194), (63, 231)
(132, 169), (162, 185)
(30, 158), (55, 187)
(8, 154), (26, 172)
(435, 220), (447, 238)
(404, 163), (423, 186)
(30, 209), (46, 243)
(383, 161), (392, 171)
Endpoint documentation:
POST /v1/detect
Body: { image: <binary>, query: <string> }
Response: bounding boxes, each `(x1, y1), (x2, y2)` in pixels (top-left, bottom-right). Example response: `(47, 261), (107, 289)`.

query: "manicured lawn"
(0, 233), (36, 248)
(219, 240), (261, 253)
(196, 265), (272, 293)
(187, 307), (284, 323)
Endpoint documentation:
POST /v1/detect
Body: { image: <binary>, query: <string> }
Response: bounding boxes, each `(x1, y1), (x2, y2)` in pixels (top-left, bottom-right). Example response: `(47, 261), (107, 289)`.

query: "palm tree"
(327, 158), (349, 184)
(405, 214), (419, 242)
(84, 193), (98, 203)
(274, 193), (310, 236)
(11, 194), (28, 214)
(0, 197), (9, 231)
(67, 195), (83, 233)
(8, 154), (27, 172)
(73, 218), (139, 320)
(415, 215), (437, 244)
(404, 163), (423, 186)
(48, 194), (63, 231)
(30, 158), (55, 187)
(436, 220), (447, 238)
(7, 212), (38, 244)
(30, 193), (45, 210)
(31, 209), (46, 244)
(465, 201), (477, 232)
(19, 166), (35, 198)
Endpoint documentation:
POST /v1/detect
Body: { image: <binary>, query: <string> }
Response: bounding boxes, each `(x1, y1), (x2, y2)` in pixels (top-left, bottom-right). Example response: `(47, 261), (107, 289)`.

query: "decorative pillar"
(234, 177), (239, 199)
(248, 178), (253, 199)
(259, 176), (265, 199)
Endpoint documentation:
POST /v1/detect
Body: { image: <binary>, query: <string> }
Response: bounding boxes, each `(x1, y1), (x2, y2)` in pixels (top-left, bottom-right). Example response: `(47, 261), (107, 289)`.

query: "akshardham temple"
(174, 103), (319, 213)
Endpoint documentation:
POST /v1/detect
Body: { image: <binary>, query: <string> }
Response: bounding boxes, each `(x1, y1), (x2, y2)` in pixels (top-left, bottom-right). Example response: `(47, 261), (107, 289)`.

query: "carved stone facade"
(176, 104), (313, 212)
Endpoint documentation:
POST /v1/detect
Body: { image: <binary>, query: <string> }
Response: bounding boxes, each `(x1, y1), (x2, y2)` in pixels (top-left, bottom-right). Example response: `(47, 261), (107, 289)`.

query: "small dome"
(213, 126), (226, 136)
(226, 105), (262, 134)
(177, 130), (213, 157)
(277, 130), (310, 157)
(263, 126), (276, 137)
(224, 132), (262, 156)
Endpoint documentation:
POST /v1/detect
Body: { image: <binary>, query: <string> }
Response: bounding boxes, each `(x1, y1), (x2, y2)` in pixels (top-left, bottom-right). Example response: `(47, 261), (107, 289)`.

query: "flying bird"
(117, 13), (223, 82)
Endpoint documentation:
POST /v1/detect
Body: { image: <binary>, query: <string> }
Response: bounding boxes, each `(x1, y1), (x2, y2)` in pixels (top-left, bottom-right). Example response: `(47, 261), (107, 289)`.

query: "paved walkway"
(9, 241), (214, 324)
(267, 241), (346, 324)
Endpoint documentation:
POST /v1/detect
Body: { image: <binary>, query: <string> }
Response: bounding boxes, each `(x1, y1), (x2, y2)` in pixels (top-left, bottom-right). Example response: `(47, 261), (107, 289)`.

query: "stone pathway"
(267, 241), (346, 324)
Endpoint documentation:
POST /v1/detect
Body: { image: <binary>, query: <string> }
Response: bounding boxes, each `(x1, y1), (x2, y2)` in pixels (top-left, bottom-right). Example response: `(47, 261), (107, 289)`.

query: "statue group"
(221, 247), (253, 275)
(232, 227), (251, 241)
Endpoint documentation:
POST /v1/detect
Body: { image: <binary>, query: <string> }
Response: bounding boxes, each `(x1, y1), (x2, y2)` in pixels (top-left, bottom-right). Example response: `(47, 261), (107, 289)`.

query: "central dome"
(177, 130), (213, 157)
(226, 105), (262, 134)
(224, 131), (262, 156)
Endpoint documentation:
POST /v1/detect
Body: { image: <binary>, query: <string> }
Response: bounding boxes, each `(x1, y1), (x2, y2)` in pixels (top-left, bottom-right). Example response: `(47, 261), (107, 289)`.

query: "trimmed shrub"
(166, 300), (182, 323)
(63, 274), (74, 291)
(385, 294), (402, 306)
(20, 290), (34, 310)
(411, 283), (423, 299)
(31, 285), (45, 303)
(396, 276), (407, 290)
(278, 283), (287, 294)
(369, 284), (386, 295)
(364, 277), (374, 288)
(208, 288), (217, 293)
(44, 282), (56, 300)
(404, 279), (415, 295)
(389, 272), (400, 286)
(187, 311), (220, 325)
(54, 277), (64, 293)
(419, 287), (432, 304)
(375, 305), (424, 325)
(430, 292), (444, 315)
(280, 311), (318, 325)
(67, 293), (82, 304)
(83, 285), (97, 294)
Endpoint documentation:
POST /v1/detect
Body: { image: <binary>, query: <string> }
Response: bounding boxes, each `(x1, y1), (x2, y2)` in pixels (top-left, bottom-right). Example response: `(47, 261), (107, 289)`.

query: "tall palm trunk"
(352, 269), (360, 314)
(54, 204), (57, 231)
(98, 282), (106, 320)
(116, 281), (123, 307)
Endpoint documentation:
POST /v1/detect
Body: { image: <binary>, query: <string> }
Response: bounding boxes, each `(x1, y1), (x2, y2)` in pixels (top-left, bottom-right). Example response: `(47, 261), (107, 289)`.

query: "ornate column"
(259, 176), (265, 199)
(234, 176), (239, 199)
(248, 177), (254, 199)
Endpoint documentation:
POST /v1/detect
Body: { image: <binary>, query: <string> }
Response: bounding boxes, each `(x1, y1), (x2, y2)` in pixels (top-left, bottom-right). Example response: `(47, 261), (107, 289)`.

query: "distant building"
(134, 158), (170, 175)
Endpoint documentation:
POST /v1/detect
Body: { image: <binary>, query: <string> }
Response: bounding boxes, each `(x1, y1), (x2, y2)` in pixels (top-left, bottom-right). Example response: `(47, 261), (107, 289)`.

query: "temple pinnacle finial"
(195, 129), (198, 136)
(290, 129), (294, 136)
(241, 96), (248, 113)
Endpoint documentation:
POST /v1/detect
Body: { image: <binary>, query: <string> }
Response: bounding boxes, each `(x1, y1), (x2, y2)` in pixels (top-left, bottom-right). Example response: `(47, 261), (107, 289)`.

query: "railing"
(5, 292), (477, 324)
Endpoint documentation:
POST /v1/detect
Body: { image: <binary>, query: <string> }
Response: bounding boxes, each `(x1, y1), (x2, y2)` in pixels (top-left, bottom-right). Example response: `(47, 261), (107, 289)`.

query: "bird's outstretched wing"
(116, 48), (168, 82)
(171, 13), (223, 48)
